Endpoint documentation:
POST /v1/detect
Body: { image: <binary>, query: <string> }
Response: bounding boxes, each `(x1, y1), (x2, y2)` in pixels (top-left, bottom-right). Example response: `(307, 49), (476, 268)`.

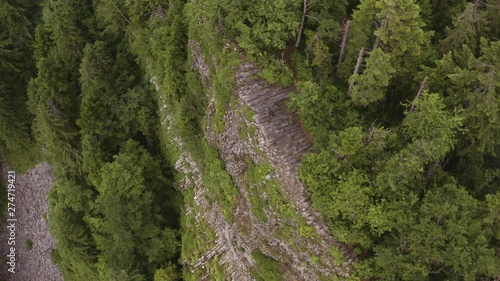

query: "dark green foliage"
(218, 0), (301, 54)
(0, 0), (40, 172)
(26, 0), (93, 176)
(298, 88), (499, 278)
(78, 39), (159, 185)
(20, 1), (183, 280)
(441, 3), (479, 53)
(486, 192), (500, 239)
(423, 0), (467, 39)
(348, 49), (395, 107)
(154, 263), (180, 281)
(87, 140), (178, 277)
(2, 0), (500, 280)
(422, 34), (500, 197)
(50, 248), (62, 264)
(362, 183), (499, 280)
(48, 194), (100, 281)
(288, 81), (357, 147)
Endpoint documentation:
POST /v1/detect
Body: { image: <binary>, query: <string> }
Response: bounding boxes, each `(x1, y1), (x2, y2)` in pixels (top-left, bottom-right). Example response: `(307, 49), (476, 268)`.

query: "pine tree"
(348, 49), (396, 106)
(441, 3), (479, 53)
(88, 140), (178, 276)
(0, 0), (38, 171)
(373, 0), (431, 70)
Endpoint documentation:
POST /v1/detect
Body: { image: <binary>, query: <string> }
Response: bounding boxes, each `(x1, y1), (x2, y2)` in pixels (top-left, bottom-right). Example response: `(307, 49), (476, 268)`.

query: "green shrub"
(299, 225), (316, 238)
(154, 262), (179, 281)
(25, 239), (33, 250)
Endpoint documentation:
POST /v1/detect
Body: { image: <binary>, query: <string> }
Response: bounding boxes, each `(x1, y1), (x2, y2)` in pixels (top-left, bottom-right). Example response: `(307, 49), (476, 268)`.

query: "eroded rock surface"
(187, 40), (354, 280)
(234, 62), (353, 261)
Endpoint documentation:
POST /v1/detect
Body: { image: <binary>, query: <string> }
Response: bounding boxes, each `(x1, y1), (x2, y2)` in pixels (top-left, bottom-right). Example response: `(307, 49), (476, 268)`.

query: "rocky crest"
(181, 41), (355, 280)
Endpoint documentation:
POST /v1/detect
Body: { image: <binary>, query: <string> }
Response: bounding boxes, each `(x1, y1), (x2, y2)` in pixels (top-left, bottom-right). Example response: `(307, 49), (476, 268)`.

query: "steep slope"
(157, 41), (354, 281)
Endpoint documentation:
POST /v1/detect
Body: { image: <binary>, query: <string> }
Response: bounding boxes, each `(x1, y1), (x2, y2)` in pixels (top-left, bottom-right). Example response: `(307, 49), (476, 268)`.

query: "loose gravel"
(0, 162), (63, 281)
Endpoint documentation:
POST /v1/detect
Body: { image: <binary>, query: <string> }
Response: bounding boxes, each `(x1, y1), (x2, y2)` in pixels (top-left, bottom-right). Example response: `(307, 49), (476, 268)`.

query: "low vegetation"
(25, 239), (33, 251)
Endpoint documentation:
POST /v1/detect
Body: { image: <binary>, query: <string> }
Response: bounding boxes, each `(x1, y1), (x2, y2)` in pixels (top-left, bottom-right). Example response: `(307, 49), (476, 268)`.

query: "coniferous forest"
(0, 0), (499, 280)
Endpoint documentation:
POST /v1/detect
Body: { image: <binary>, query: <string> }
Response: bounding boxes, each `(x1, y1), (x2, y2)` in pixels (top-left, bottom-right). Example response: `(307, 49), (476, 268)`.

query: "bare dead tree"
(409, 76), (428, 112)
(348, 47), (366, 96)
(472, 0), (481, 21)
(218, 10), (225, 35)
(306, 32), (320, 55)
(157, 4), (166, 19)
(426, 161), (441, 179)
(295, 0), (308, 47)
(111, 2), (139, 39)
(295, 0), (318, 47)
(337, 20), (351, 68)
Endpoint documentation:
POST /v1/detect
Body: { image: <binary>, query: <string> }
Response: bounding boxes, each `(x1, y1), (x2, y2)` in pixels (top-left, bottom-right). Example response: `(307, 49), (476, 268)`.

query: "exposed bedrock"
(189, 39), (355, 280)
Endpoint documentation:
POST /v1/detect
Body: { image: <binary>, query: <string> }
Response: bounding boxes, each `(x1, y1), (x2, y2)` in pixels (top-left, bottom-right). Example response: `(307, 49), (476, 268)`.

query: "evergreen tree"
(348, 49), (396, 106)
(0, 0), (39, 171)
(87, 140), (178, 277)
(373, 0), (431, 70)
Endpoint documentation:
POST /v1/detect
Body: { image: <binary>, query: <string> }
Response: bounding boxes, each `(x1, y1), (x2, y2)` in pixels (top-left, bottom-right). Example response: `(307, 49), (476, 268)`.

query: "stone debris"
(0, 162), (63, 281)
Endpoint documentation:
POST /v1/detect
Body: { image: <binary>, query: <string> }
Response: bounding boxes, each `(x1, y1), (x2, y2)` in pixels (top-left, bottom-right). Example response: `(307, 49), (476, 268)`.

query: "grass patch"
(239, 119), (257, 141)
(252, 251), (282, 281)
(198, 140), (238, 223)
(156, 50), (241, 280)
(247, 190), (267, 222)
(242, 105), (255, 122)
(256, 55), (293, 87)
(330, 246), (347, 267)
(299, 225), (316, 238)
(180, 200), (218, 280)
(212, 50), (240, 134)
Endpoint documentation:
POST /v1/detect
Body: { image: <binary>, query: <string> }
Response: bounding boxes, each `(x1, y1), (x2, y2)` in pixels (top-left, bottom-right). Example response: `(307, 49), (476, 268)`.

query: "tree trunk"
(295, 0), (308, 48)
(409, 76), (428, 112)
(337, 20), (351, 72)
(348, 47), (365, 96)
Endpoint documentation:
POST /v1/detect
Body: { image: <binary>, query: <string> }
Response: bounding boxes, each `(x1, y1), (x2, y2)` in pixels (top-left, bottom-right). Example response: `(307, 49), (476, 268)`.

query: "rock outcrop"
(180, 41), (355, 280)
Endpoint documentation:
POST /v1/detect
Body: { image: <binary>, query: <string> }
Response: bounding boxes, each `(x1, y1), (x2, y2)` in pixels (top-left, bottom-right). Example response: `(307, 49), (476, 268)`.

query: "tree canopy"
(1, 0), (499, 280)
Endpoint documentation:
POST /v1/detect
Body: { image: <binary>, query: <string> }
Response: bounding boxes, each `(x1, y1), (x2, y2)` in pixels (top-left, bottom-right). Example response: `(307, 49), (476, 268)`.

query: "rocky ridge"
(180, 40), (355, 280)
